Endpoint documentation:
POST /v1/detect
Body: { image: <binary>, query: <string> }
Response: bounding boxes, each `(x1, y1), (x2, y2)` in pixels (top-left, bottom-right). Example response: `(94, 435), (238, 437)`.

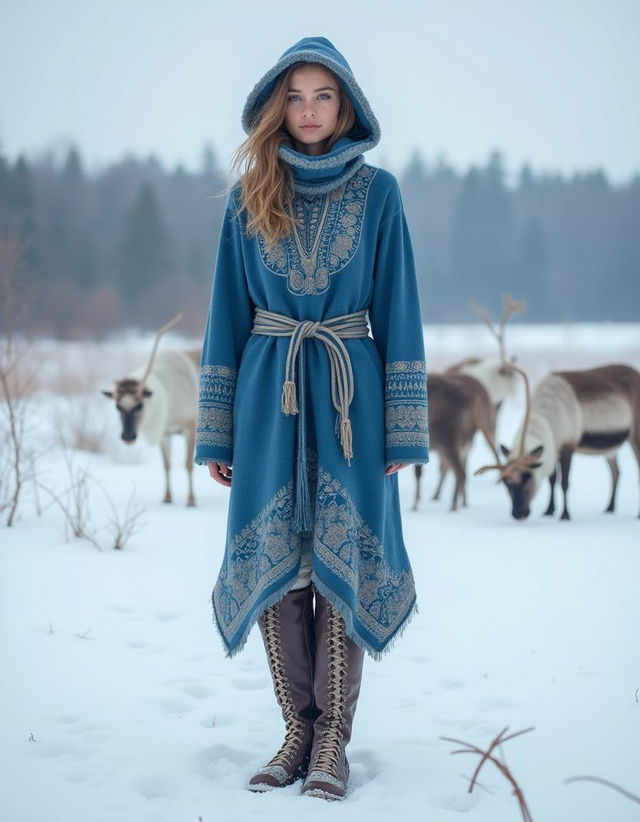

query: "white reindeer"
(102, 314), (200, 506)
(475, 362), (640, 520)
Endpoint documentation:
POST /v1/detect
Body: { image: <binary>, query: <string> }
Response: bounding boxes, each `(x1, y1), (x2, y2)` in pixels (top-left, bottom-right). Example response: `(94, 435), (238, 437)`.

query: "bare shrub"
(95, 478), (147, 550)
(37, 445), (147, 551)
(441, 726), (535, 821)
(53, 395), (109, 453)
(564, 775), (640, 806)
(36, 449), (102, 549)
(0, 233), (40, 526)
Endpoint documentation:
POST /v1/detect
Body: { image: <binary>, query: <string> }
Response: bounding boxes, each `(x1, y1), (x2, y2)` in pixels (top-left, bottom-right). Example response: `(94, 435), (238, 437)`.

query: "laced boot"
(248, 583), (317, 792)
(301, 589), (365, 801)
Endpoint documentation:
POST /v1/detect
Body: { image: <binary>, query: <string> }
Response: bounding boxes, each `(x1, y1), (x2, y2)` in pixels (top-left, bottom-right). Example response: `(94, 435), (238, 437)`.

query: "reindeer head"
(492, 442), (544, 520)
(102, 312), (183, 444)
(102, 379), (153, 443)
(474, 361), (544, 520)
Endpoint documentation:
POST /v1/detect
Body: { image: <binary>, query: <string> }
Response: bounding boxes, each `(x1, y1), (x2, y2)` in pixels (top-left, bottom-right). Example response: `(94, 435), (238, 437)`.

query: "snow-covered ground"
(1, 325), (639, 822)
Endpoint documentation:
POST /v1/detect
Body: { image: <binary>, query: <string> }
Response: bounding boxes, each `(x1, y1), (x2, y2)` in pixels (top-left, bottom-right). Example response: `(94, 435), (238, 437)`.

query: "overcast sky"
(2, 0), (639, 184)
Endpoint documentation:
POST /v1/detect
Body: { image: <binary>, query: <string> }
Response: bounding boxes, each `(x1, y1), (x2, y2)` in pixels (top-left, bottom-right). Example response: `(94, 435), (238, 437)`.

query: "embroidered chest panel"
(256, 164), (377, 296)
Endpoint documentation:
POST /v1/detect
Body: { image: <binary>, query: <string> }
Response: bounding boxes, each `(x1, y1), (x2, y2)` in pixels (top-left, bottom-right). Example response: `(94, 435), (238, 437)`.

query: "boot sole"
(303, 787), (345, 801)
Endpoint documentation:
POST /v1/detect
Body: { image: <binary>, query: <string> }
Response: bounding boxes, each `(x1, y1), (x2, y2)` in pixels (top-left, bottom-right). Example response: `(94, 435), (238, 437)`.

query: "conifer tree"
(117, 181), (172, 301)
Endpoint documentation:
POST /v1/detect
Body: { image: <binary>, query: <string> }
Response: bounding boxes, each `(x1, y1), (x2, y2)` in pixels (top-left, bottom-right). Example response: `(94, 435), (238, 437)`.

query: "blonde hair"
(224, 62), (356, 253)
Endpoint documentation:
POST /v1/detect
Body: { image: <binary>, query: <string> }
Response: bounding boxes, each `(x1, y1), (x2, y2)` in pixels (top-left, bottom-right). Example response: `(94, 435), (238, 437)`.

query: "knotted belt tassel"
(281, 380), (298, 415)
(340, 417), (353, 461)
(252, 307), (370, 534)
(293, 347), (312, 533)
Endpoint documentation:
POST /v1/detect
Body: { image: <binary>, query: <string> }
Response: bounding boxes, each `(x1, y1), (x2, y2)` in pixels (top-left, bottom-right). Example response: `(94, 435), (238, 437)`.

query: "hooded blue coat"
(195, 37), (430, 660)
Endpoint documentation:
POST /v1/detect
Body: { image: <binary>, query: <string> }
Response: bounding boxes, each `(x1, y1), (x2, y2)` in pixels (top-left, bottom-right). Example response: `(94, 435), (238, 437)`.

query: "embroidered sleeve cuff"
(384, 359), (429, 459)
(194, 446), (233, 467)
(195, 364), (236, 466)
(384, 448), (429, 470)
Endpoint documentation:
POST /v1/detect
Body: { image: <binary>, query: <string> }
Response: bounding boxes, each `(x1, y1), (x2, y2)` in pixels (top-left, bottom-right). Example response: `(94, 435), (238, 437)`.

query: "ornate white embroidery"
(256, 165), (377, 296)
(196, 364), (236, 451)
(212, 448), (416, 651)
(384, 360), (429, 450)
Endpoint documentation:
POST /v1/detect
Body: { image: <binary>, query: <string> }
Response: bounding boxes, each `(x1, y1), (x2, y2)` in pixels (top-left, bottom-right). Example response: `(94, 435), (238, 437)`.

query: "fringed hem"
(211, 574), (300, 659)
(310, 572), (419, 662)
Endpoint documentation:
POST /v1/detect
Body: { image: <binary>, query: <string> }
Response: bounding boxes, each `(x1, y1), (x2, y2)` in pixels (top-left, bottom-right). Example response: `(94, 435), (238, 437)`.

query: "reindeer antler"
(471, 394), (504, 474)
(469, 293), (526, 364)
(139, 312), (184, 387)
(474, 361), (537, 478)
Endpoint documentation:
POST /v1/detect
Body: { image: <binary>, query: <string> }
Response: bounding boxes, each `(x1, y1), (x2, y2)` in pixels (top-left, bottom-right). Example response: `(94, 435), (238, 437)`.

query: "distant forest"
(1, 142), (638, 339)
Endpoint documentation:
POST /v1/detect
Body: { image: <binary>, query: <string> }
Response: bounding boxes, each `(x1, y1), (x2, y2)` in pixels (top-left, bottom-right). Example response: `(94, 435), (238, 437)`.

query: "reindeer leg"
(445, 445), (465, 512)
(604, 454), (619, 513)
(559, 445), (573, 521)
(160, 434), (172, 504)
(629, 436), (640, 518)
(543, 468), (557, 516)
(185, 423), (196, 507)
(412, 464), (422, 511)
(461, 448), (471, 507)
(432, 456), (448, 501)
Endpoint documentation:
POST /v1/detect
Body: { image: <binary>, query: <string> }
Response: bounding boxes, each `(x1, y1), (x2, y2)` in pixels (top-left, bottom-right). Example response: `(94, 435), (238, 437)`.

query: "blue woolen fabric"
(195, 37), (429, 660)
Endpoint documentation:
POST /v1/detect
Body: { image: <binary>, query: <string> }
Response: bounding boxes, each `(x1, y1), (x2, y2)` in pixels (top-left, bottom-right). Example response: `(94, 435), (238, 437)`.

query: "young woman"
(194, 36), (429, 800)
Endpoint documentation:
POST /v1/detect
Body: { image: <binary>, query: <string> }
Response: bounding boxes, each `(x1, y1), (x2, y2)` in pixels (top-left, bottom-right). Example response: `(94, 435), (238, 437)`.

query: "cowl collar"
(241, 36), (380, 196)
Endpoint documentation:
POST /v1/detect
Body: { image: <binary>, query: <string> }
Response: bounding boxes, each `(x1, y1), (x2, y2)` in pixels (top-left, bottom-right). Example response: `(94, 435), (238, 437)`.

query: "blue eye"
(287, 94), (332, 102)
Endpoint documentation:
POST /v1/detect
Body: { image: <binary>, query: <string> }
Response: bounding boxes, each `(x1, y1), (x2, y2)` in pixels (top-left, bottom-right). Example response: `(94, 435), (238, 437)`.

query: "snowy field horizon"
(1, 322), (639, 822)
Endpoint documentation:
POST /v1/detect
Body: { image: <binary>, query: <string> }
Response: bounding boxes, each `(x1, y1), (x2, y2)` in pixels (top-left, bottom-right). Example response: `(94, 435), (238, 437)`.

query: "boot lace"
(312, 605), (348, 775)
(262, 604), (307, 769)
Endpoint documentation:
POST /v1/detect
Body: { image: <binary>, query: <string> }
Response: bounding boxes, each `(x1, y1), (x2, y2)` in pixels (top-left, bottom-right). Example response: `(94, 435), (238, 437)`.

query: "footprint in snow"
(197, 714), (231, 728)
(177, 682), (214, 699)
(54, 715), (81, 725)
(63, 722), (109, 744)
(433, 791), (480, 812)
(130, 774), (179, 800)
(157, 697), (194, 716)
(231, 677), (268, 691)
(65, 771), (90, 783)
(437, 717), (480, 731)
(107, 605), (143, 621)
(61, 721), (102, 735)
(153, 610), (183, 622)
(348, 748), (381, 788)
(30, 740), (94, 760)
(481, 696), (517, 709)
(127, 640), (166, 655)
(439, 677), (467, 690)
(192, 744), (253, 781)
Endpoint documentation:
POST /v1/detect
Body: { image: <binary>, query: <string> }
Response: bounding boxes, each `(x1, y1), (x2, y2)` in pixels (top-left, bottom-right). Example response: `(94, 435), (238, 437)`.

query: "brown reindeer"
(475, 362), (640, 520)
(419, 373), (497, 511)
(413, 294), (523, 511)
(102, 313), (201, 506)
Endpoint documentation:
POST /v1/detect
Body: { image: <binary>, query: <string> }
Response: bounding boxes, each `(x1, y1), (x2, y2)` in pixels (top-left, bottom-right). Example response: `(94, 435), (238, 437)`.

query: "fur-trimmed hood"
(241, 36), (381, 195)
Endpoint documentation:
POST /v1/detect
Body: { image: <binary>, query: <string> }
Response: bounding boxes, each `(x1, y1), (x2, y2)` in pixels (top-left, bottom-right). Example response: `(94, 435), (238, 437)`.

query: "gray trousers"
(288, 532), (313, 591)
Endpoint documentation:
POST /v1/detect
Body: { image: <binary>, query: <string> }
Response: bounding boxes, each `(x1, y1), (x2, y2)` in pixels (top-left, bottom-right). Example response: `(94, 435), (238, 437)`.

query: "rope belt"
(251, 306), (370, 533)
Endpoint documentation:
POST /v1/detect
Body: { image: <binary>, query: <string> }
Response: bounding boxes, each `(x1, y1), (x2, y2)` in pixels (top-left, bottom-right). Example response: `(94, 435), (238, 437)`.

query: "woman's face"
(284, 64), (341, 156)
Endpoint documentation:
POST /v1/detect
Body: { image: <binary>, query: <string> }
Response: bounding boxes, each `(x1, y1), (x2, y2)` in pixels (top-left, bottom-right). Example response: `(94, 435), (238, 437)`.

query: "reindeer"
(102, 314), (201, 506)
(419, 373), (497, 511)
(475, 362), (640, 520)
(413, 294), (523, 511)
